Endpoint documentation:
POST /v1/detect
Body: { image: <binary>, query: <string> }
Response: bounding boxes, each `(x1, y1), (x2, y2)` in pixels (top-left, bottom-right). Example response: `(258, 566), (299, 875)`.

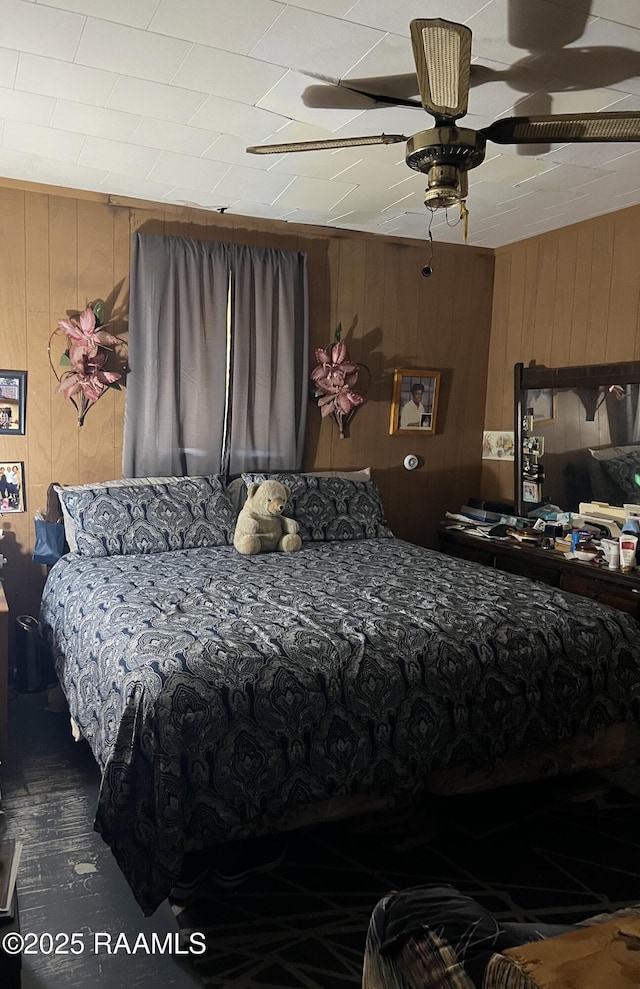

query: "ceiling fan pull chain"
(460, 201), (469, 243)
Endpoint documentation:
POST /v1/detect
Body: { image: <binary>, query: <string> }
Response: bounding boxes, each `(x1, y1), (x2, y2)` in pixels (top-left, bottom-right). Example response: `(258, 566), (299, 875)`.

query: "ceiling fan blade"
(246, 133), (408, 155)
(303, 82), (421, 110)
(410, 18), (472, 121)
(301, 72), (421, 110)
(482, 111), (640, 145)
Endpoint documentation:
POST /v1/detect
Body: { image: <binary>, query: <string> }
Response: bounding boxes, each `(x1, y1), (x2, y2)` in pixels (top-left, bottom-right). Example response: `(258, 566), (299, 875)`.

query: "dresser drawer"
(560, 571), (640, 616)
(497, 554), (562, 587)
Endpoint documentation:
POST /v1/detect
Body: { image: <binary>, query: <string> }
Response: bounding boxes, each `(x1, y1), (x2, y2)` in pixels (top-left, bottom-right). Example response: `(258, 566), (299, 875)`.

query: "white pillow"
(306, 468), (371, 481)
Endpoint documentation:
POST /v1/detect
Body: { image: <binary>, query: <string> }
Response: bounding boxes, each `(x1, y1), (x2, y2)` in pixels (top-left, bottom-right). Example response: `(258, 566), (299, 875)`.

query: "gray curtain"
(123, 232), (308, 478)
(227, 245), (308, 475)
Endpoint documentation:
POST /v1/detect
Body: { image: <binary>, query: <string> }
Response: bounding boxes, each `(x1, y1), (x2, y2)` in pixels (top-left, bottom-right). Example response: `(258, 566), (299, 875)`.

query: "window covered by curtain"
(123, 232), (308, 478)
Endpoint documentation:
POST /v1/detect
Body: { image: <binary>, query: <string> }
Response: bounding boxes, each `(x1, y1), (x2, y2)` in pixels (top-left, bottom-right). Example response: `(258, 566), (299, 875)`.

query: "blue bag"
(33, 518), (67, 566)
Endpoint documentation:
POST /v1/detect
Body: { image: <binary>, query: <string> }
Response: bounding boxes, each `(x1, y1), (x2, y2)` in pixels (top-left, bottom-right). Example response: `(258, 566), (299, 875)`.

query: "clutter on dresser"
(442, 501), (640, 573)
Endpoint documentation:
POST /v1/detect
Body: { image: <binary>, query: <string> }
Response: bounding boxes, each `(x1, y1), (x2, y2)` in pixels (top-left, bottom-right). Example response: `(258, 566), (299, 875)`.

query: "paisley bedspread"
(39, 538), (640, 914)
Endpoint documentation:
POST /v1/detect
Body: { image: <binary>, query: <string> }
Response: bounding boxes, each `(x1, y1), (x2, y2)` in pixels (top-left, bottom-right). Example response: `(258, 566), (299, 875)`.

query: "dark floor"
(0, 686), (201, 989)
(3, 683), (640, 989)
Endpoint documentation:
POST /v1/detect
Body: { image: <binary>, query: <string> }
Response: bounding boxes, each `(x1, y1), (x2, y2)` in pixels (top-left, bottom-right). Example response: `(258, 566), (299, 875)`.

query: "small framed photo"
(525, 388), (555, 424)
(523, 435), (544, 457)
(0, 370), (26, 435)
(389, 368), (440, 435)
(0, 462), (25, 513)
(523, 479), (543, 504)
(482, 430), (515, 461)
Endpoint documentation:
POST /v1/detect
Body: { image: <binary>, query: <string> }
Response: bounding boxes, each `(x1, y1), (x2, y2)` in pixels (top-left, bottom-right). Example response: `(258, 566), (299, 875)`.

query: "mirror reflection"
(515, 362), (640, 516)
(526, 384), (640, 511)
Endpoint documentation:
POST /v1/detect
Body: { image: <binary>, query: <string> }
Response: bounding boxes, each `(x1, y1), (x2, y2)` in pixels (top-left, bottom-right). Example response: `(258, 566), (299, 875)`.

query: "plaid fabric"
(362, 892), (476, 989)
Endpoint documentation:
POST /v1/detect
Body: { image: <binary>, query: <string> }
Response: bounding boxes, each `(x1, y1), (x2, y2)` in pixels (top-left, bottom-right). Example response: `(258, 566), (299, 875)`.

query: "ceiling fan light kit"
(246, 17), (640, 238)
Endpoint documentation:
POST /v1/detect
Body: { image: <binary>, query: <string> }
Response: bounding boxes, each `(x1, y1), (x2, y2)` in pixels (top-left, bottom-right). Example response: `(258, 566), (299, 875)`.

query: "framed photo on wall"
(389, 368), (441, 435)
(525, 387), (555, 424)
(0, 462), (25, 513)
(0, 370), (26, 435)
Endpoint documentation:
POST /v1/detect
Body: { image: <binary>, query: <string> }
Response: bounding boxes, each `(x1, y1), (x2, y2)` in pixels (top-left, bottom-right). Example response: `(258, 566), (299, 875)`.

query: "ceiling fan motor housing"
(406, 126), (487, 207)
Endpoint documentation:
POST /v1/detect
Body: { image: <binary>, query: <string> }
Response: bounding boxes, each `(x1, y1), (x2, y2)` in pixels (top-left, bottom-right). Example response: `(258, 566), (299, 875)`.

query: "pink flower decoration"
(310, 330), (364, 437)
(50, 302), (124, 425)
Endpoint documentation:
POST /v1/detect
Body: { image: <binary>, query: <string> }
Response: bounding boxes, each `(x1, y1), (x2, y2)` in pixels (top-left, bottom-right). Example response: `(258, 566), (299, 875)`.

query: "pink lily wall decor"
(310, 325), (364, 439)
(49, 300), (127, 426)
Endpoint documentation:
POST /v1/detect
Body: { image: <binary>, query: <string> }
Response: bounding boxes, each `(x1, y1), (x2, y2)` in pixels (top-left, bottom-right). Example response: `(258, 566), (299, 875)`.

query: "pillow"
(227, 468), (372, 517)
(240, 472), (393, 542)
(599, 451), (640, 501)
(586, 445), (640, 505)
(55, 475), (236, 557)
(55, 475), (182, 551)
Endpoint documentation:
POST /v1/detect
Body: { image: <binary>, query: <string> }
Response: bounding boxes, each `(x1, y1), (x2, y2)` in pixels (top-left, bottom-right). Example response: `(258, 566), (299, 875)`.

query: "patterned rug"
(171, 772), (640, 988)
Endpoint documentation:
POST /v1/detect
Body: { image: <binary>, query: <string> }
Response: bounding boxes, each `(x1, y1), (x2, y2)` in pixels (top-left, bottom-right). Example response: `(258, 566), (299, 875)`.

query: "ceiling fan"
(246, 18), (640, 213)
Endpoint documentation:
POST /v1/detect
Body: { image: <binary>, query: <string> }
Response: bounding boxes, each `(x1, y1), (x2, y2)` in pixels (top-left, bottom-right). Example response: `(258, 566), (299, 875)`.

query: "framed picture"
(482, 430), (515, 461)
(0, 462), (25, 513)
(525, 387), (555, 424)
(0, 371), (26, 435)
(523, 479), (543, 504)
(389, 368), (441, 435)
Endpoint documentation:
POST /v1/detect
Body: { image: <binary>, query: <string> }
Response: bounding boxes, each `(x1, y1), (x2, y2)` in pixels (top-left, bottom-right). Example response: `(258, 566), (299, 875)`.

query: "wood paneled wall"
(481, 204), (640, 504)
(0, 179), (495, 629)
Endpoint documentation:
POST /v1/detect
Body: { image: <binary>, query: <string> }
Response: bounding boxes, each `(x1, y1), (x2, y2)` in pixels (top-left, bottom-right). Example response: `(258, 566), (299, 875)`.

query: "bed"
(39, 473), (640, 915)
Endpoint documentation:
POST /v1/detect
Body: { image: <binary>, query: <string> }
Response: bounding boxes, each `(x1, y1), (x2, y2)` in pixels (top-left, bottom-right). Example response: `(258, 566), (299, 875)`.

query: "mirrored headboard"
(514, 360), (640, 517)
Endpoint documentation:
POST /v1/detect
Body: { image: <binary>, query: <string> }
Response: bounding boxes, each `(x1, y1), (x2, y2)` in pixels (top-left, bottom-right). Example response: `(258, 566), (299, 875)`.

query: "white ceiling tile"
(548, 87), (633, 114)
(249, 6), (385, 78)
(274, 173), (357, 210)
(257, 69), (371, 131)
(16, 53), (117, 106)
(342, 29), (416, 82)
(225, 200), (295, 220)
(172, 47), (286, 105)
(332, 104), (427, 138)
(0, 0), (638, 247)
(519, 162), (610, 193)
(213, 163), (295, 203)
(2, 119), (84, 162)
(0, 86), (53, 126)
(542, 138), (640, 168)
(344, 1), (475, 34)
(268, 139), (404, 182)
(161, 187), (235, 209)
(106, 77), (208, 124)
(79, 136), (161, 177)
(100, 173), (181, 202)
(37, 0), (162, 30)
(598, 149), (640, 175)
(332, 154), (411, 186)
(147, 151), (229, 192)
(478, 153), (555, 184)
(51, 101), (141, 142)
(0, 0), (84, 59)
(74, 18), (191, 84)
(189, 95), (290, 142)
(0, 48), (19, 89)
(130, 117), (219, 156)
(327, 182), (417, 213)
(32, 158), (110, 190)
(0, 146), (36, 180)
(148, 0), (284, 55)
(586, 0), (640, 29)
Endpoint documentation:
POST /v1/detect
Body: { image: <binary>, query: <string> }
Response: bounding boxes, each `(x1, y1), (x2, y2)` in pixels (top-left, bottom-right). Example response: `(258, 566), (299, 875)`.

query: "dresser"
(437, 524), (640, 618)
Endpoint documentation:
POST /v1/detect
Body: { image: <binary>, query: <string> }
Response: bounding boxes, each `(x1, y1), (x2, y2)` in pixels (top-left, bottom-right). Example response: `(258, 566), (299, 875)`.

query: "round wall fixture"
(404, 454), (419, 470)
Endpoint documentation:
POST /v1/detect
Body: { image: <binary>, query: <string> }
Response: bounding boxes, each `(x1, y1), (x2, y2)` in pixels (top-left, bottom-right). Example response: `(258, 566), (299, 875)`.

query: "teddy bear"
(233, 479), (302, 555)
